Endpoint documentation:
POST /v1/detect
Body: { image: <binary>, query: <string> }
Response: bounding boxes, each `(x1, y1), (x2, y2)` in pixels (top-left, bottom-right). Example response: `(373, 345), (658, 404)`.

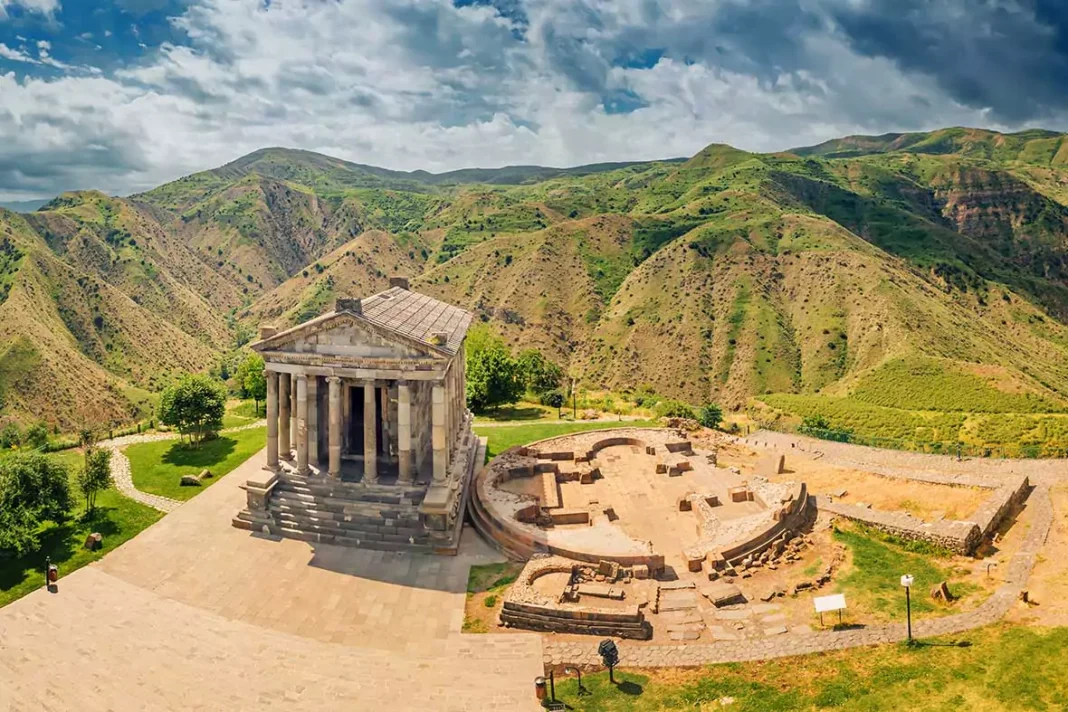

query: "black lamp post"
(900, 574), (914, 643)
(565, 667), (588, 696)
(598, 639), (620, 684)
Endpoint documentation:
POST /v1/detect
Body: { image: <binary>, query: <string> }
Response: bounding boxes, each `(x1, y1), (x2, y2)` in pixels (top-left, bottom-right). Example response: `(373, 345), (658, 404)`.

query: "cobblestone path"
(101, 420), (267, 514)
(544, 483), (1053, 668)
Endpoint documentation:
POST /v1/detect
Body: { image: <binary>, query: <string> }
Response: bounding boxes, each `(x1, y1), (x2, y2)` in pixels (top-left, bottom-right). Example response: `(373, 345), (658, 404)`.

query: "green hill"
(5, 132), (1068, 449)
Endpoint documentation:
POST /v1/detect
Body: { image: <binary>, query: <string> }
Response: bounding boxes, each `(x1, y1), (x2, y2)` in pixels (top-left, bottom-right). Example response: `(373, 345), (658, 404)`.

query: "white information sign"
(813, 593), (847, 626)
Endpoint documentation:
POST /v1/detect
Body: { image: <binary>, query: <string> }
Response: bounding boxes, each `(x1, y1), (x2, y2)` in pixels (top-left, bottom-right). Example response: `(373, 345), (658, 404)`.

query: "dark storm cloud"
(830, 0), (1068, 121)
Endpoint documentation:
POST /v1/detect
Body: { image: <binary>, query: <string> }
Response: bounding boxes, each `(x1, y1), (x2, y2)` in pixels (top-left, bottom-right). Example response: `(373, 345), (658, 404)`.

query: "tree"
(78, 447), (113, 514)
(0, 422), (20, 449)
(698, 403), (724, 430)
(23, 422), (49, 450)
(236, 353), (267, 416)
(464, 326), (523, 412)
(78, 427), (96, 468)
(516, 349), (563, 395)
(0, 453), (72, 556)
(158, 373), (227, 447)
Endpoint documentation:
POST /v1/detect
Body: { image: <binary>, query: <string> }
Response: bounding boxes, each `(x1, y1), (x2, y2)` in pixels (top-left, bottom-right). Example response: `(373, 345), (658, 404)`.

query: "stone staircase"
(233, 473), (438, 554)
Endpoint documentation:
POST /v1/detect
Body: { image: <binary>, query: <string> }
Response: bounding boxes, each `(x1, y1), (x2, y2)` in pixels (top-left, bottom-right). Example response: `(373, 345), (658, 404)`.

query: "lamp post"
(598, 639), (619, 684)
(900, 574), (914, 644)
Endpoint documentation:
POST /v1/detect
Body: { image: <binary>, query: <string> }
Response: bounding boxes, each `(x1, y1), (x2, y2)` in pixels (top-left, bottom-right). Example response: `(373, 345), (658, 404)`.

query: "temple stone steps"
(276, 474), (426, 505)
(271, 512), (430, 545)
(269, 490), (422, 524)
(233, 513), (439, 554)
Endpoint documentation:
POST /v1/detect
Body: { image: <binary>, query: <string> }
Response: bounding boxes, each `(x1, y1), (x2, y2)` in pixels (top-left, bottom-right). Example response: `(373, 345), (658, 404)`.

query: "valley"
(4, 127), (1068, 453)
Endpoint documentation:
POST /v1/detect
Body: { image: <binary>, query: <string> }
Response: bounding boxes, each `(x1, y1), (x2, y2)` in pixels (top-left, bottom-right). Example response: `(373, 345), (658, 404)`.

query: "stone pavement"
(544, 483), (1053, 668)
(102, 419), (268, 514)
(0, 449), (544, 711)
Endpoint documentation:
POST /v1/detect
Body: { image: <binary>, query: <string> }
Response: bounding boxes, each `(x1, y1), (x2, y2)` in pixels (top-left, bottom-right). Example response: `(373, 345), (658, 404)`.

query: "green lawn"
(831, 524), (979, 621)
(474, 420), (658, 459)
(551, 624), (1068, 711)
(0, 449), (163, 608)
(126, 427), (266, 501)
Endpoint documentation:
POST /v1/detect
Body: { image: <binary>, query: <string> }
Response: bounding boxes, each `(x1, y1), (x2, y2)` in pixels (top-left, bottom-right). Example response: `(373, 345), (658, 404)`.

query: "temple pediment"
(254, 312), (444, 362)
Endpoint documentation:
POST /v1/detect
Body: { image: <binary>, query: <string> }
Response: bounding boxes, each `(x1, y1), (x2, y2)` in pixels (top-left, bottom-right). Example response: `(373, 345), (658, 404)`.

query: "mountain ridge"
(5, 127), (1068, 437)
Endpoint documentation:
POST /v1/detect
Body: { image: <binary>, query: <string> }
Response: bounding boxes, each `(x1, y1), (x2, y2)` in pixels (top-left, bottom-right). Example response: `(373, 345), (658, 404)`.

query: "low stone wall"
(815, 475), (1031, 555)
(817, 497), (981, 554)
(499, 556), (653, 640)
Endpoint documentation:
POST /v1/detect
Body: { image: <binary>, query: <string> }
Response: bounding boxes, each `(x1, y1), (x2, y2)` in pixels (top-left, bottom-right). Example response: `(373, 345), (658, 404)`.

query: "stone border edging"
(101, 420), (268, 514)
(543, 483), (1053, 669)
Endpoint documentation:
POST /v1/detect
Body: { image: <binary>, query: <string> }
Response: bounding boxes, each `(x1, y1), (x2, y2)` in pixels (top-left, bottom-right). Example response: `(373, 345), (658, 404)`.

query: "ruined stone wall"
(816, 476), (1030, 555)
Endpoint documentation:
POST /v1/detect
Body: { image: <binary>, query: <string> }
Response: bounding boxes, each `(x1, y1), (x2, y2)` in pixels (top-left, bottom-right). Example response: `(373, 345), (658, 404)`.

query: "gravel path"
(101, 420), (267, 514)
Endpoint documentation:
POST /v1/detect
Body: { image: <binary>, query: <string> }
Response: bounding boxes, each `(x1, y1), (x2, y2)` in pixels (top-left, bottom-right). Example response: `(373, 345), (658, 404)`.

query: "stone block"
(755, 452), (786, 477)
(655, 462), (667, 474)
(632, 564), (649, 580)
(180, 474), (203, 487)
(677, 495), (693, 512)
(699, 582), (746, 608)
(83, 532), (103, 551)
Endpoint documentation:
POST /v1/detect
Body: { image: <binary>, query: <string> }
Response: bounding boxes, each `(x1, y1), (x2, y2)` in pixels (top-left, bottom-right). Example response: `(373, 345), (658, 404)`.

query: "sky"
(1, 0), (1067, 200)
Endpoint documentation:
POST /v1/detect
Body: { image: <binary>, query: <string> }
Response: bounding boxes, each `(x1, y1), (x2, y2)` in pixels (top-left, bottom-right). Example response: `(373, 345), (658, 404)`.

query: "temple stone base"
(233, 423), (482, 556)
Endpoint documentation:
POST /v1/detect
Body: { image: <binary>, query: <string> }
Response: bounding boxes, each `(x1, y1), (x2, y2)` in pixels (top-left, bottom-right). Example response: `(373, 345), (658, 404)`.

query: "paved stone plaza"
(0, 451), (543, 711)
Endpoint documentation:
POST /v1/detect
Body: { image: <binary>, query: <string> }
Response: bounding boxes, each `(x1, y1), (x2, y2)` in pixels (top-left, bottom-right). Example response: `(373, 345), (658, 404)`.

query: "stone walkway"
(0, 449), (543, 711)
(544, 483), (1053, 667)
(102, 419), (267, 514)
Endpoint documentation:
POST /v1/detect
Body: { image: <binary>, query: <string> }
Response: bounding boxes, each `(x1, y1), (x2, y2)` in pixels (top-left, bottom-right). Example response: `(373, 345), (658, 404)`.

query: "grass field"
(832, 524), (979, 621)
(0, 449), (162, 608)
(474, 420), (658, 459)
(549, 624), (1068, 711)
(126, 427), (266, 501)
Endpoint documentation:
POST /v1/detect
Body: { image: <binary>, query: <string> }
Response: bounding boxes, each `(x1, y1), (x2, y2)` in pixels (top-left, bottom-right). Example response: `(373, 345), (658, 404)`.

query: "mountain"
(6, 132), (1068, 438)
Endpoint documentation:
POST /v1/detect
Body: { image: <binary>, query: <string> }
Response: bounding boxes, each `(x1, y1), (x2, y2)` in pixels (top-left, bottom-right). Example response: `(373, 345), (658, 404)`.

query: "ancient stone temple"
(232, 277), (481, 554)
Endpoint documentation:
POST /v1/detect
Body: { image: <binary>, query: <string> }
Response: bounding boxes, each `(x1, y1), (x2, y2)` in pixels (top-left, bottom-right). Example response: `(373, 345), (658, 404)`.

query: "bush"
(0, 453), (73, 556)
(0, 422), (21, 449)
(22, 422), (49, 450)
(516, 349), (563, 395)
(655, 399), (696, 420)
(698, 403), (724, 429)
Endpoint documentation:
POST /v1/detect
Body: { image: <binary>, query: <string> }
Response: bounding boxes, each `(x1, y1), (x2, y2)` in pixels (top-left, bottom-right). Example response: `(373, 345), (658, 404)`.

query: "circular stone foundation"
(472, 427), (812, 576)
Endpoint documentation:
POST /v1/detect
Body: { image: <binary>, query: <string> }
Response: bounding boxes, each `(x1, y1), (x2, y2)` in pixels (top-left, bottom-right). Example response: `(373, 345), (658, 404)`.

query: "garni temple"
(232, 277), (480, 554)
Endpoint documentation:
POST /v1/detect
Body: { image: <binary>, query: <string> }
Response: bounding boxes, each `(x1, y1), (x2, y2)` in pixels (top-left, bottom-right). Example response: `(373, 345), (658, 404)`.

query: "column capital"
(326, 375), (342, 385)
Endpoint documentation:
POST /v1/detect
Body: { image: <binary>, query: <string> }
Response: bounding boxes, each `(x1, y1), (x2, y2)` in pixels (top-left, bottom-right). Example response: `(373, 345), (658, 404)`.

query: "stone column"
(296, 373), (309, 475)
(290, 379), (298, 456)
(397, 381), (412, 484)
(278, 373), (291, 458)
(342, 383), (351, 453)
(265, 370), (279, 470)
(307, 376), (319, 465)
(380, 385), (391, 457)
(432, 382), (447, 483)
(327, 377), (342, 478)
(363, 379), (378, 484)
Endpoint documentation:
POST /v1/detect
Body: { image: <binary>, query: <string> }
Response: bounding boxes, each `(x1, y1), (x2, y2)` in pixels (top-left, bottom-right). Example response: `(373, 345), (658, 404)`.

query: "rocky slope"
(7, 129), (1068, 428)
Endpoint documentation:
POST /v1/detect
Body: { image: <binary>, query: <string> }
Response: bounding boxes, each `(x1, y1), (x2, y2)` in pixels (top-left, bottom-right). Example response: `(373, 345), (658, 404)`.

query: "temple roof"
(355, 287), (473, 355)
(253, 286), (473, 357)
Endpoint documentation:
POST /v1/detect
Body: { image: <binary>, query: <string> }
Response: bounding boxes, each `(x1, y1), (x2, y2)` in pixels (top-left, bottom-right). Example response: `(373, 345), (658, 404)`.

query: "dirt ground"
(717, 443), (989, 522)
(1009, 482), (1068, 626)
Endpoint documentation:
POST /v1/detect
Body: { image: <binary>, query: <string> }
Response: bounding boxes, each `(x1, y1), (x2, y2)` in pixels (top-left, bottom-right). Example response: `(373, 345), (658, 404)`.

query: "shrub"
(0, 422), (21, 449)
(655, 399), (696, 419)
(22, 422), (49, 450)
(483, 594), (498, 608)
(698, 403), (724, 429)
(516, 349), (563, 395)
(78, 447), (113, 513)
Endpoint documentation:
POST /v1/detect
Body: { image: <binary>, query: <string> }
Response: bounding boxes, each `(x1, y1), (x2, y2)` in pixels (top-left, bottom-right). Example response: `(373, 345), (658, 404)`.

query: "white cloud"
(0, 0), (60, 19)
(0, 0), (1060, 199)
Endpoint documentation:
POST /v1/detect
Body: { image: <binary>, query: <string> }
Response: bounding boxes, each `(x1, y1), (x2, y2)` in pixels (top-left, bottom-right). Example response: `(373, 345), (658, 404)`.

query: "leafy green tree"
(0, 453), (72, 556)
(698, 403), (724, 430)
(78, 428), (96, 467)
(799, 414), (831, 432)
(78, 447), (113, 513)
(158, 373), (227, 447)
(465, 326), (522, 412)
(236, 353), (267, 416)
(516, 349), (563, 395)
(22, 422), (49, 450)
(0, 422), (20, 449)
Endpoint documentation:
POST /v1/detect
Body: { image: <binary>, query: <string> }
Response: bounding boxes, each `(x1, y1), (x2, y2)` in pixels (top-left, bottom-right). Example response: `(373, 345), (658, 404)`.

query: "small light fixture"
(901, 574), (914, 643)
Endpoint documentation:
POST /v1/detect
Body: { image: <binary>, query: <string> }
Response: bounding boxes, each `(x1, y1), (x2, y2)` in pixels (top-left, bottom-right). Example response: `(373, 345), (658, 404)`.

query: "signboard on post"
(813, 593), (846, 626)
